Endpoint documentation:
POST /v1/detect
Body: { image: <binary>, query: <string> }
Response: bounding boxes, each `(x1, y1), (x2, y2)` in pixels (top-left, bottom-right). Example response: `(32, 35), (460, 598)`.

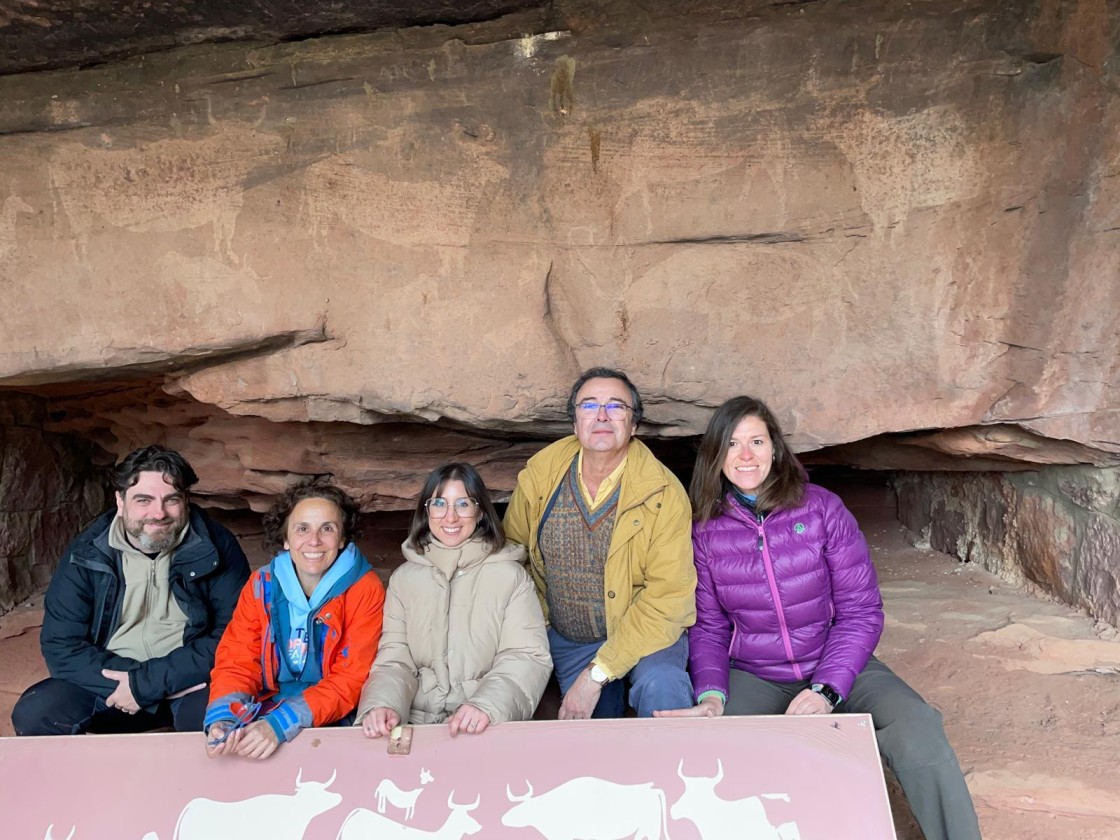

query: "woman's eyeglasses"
(425, 498), (480, 518)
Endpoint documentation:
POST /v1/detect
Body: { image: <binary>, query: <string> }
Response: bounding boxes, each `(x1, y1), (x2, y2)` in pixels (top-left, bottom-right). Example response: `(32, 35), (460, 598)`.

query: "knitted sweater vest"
(538, 457), (620, 643)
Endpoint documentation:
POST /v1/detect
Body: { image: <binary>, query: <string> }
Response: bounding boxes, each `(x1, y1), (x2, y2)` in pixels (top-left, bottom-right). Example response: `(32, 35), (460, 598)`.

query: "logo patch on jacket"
(794, 522), (806, 534)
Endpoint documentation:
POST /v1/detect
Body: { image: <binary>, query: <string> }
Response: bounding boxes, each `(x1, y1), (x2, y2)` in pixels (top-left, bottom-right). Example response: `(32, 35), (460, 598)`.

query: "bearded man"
(12, 445), (249, 735)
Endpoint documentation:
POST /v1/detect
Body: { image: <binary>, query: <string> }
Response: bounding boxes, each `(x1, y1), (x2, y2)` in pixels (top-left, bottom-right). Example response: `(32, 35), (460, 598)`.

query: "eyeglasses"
(576, 400), (633, 421)
(425, 498), (480, 518)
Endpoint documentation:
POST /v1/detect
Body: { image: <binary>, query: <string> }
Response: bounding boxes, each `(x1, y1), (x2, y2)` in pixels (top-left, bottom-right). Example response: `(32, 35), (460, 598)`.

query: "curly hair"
(262, 480), (362, 553)
(112, 445), (198, 496)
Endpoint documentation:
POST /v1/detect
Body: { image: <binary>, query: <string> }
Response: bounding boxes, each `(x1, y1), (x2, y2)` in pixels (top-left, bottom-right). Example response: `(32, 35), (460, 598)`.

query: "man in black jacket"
(11, 445), (250, 735)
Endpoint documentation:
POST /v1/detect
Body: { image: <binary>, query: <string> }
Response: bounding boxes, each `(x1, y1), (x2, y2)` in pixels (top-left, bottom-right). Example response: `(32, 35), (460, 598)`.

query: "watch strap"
(811, 683), (842, 709)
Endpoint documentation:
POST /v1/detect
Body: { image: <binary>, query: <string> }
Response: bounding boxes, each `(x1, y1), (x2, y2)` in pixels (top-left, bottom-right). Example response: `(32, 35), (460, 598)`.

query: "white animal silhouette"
(336, 791), (481, 840)
(172, 768), (341, 840)
(502, 778), (671, 840)
(420, 768), (435, 786)
(671, 760), (800, 840)
(375, 778), (427, 819)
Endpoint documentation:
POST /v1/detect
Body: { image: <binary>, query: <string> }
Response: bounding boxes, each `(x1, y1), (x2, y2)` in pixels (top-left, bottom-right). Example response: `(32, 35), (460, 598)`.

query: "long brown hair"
(689, 396), (805, 523)
(407, 463), (505, 553)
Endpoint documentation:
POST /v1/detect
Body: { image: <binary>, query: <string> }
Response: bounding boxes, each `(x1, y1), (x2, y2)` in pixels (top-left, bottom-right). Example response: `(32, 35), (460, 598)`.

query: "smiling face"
(572, 376), (637, 459)
(722, 415), (775, 495)
(427, 479), (479, 548)
(116, 470), (189, 553)
(283, 497), (345, 593)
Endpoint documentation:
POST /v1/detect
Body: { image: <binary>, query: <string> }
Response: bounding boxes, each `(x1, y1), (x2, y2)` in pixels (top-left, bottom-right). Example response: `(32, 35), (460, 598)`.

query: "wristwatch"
(811, 683), (842, 710)
(588, 663), (610, 685)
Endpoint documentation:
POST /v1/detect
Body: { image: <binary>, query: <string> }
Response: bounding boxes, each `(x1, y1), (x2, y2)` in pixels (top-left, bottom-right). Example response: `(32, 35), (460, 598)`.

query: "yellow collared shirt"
(577, 451), (628, 510)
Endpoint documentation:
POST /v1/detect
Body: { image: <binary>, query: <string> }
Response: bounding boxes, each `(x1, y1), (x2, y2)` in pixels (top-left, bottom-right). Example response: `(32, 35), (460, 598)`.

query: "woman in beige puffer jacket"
(357, 463), (551, 737)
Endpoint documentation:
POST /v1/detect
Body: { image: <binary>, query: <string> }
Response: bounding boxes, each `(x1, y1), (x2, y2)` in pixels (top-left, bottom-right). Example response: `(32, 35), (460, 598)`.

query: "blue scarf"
(271, 542), (362, 691)
(732, 490), (764, 520)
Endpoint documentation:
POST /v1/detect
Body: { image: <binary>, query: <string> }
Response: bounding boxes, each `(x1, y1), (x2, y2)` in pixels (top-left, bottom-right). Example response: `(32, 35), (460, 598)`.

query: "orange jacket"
(208, 561), (384, 731)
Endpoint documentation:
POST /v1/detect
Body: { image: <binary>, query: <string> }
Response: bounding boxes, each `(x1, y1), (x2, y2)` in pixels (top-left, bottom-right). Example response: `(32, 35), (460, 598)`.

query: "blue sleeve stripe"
(264, 701), (303, 742)
(204, 703), (236, 728)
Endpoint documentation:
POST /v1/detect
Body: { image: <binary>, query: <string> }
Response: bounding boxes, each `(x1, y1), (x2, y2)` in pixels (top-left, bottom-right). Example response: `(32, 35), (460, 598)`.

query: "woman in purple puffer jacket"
(657, 395), (980, 840)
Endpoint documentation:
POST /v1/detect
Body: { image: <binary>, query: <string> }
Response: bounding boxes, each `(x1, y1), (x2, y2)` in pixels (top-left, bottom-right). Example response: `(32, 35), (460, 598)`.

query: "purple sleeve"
(810, 497), (884, 699)
(687, 523), (733, 701)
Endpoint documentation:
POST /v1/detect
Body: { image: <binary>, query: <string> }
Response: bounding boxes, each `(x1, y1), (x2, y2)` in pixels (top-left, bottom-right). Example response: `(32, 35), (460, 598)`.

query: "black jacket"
(40, 504), (250, 708)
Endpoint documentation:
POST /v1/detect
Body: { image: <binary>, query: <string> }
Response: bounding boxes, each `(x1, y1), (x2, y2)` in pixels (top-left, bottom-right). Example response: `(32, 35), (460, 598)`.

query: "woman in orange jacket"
(204, 481), (385, 760)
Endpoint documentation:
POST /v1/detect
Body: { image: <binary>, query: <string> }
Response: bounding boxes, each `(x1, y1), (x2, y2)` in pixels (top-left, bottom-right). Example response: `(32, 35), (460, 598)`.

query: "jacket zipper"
(757, 513), (802, 680)
(144, 558), (158, 660)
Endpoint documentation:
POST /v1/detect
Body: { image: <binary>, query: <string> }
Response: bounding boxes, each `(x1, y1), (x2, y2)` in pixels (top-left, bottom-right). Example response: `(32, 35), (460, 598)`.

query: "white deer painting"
(336, 791), (481, 840)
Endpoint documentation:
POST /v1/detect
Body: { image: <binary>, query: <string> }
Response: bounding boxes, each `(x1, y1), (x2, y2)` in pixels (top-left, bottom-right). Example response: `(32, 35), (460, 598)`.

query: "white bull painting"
(172, 768), (341, 840)
(501, 778), (671, 840)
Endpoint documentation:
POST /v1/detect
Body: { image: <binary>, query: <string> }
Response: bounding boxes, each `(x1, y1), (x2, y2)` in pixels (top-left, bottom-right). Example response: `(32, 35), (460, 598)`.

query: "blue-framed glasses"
(576, 400), (633, 420)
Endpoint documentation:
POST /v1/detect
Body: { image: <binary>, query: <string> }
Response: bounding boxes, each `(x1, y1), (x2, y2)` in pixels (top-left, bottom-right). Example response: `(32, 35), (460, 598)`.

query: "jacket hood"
(269, 542), (373, 606)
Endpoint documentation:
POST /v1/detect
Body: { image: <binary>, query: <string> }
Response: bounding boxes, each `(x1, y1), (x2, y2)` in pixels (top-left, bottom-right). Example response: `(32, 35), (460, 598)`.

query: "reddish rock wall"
(895, 467), (1120, 625)
(0, 395), (110, 610)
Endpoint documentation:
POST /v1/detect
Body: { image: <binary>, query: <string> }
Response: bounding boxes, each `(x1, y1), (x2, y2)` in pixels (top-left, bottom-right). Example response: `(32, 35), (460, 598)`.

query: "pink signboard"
(2, 714), (894, 839)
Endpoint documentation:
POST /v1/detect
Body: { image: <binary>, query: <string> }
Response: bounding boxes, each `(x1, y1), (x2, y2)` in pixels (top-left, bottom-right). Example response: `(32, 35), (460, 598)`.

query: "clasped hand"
(205, 720), (280, 760)
(102, 669), (140, 714)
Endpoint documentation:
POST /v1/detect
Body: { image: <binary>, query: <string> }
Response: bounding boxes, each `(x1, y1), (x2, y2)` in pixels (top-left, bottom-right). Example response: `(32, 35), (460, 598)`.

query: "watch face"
(813, 684), (840, 706)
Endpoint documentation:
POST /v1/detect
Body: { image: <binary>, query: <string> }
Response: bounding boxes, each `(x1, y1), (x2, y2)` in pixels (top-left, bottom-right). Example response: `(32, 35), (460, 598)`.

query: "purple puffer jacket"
(689, 483), (883, 701)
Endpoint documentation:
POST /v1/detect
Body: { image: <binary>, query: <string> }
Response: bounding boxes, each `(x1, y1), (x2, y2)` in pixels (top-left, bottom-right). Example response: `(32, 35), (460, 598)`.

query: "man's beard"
(123, 516), (183, 553)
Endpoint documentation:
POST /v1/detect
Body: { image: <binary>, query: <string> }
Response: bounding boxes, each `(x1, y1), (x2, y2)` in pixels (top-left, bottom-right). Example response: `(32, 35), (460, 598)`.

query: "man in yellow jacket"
(504, 367), (696, 719)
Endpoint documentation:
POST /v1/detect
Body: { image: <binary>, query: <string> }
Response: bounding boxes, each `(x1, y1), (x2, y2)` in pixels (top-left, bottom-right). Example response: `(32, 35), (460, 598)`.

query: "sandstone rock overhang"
(0, 0), (547, 76)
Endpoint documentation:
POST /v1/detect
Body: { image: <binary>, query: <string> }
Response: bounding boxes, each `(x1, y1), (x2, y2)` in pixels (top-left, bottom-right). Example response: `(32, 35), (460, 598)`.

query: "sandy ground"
(1, 481), (1118, 839)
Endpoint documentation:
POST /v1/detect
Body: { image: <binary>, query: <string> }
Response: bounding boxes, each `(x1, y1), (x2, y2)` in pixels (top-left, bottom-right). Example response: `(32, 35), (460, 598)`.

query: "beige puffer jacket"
(356, 538), (551, 726)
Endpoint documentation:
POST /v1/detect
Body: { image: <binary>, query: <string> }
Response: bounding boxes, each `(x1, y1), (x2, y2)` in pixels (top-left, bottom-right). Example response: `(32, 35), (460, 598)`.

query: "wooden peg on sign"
(388, 724), (414, 756)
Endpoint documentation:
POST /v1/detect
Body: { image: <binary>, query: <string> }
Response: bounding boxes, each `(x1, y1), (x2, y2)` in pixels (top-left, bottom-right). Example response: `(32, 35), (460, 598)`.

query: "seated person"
(205, 481), (385, 760)
(504, 367), (696, 719)
(657, 395), (981, 840)
(358, 463), (550, 737)
(12, 445), (249, 736)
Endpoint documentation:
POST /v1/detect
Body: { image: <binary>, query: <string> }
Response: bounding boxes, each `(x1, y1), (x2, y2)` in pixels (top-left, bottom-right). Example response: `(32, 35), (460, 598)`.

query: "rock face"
(1, 1), (1119, 619)
(0, 0), (546, 76)
(1, 0), (1117, 450)
(0, 395), (110, 610)
(895, 467), (1120, 626)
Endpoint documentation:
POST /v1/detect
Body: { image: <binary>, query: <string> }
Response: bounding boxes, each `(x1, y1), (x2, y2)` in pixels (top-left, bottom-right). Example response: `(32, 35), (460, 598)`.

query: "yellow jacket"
(504, 435), (697, 678)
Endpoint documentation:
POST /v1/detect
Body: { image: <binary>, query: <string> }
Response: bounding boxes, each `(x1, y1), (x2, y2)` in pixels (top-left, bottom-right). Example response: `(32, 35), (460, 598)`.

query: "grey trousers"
(726, 656), (981, 840)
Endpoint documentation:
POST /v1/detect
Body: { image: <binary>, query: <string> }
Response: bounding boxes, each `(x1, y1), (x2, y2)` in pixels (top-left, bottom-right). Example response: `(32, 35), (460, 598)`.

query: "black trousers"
(11, 677), (208, 736)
